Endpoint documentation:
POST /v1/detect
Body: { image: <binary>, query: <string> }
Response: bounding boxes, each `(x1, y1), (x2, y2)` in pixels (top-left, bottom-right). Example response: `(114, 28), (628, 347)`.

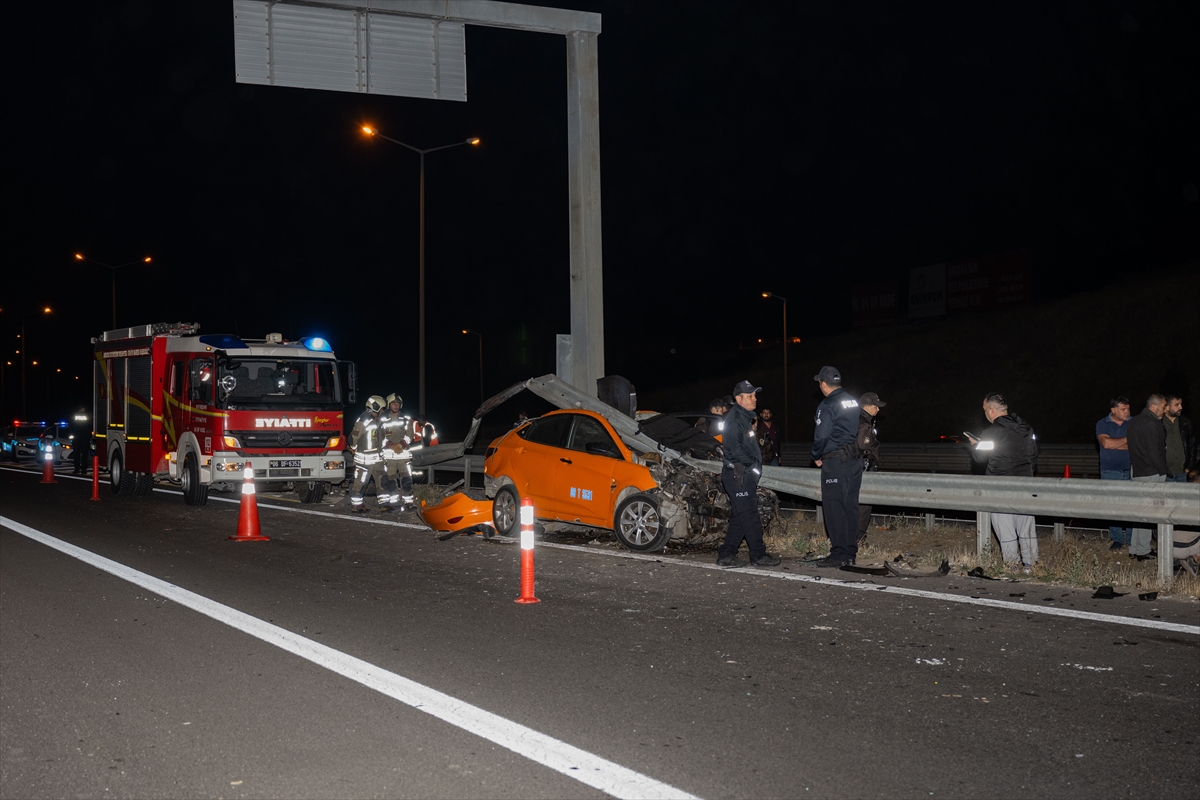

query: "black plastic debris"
(1138, 592), (1158, 601)
(1009, 592), (1026, 597)
(435, 529), (461, 541)
(840, 564), (889, 576)
(967, 567), (996, 580)
(1092, 585), (1128, 599)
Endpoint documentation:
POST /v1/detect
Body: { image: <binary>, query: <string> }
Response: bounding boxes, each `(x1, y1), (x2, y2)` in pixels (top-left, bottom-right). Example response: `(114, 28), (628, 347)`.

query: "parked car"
(36, 423), (75, 465)
(2, 421), (50, 461)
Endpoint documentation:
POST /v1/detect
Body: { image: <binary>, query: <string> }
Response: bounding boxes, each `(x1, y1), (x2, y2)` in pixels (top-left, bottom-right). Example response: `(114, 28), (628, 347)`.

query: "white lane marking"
(0, 466), (427, 530)
(6, 465), (1196, 635)
(0, 516), (697, 800)
(532, 542), (1200, 636)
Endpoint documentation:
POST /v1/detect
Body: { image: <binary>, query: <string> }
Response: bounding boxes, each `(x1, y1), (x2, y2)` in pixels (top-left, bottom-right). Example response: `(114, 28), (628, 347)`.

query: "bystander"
(1162, 394), (1196, 482)
(1126, 393), (1168, 560)
(758, 407), (782, 466)
(1096, 396), (1132, 550)
(967, 393), (1039, 571)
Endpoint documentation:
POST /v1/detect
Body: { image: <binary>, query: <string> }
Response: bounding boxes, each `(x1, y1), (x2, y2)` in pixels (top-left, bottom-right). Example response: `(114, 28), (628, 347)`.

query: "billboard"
(945, 249), (1032, 311)
(852, 281), (898, 328)
(907, 263), (946, 319)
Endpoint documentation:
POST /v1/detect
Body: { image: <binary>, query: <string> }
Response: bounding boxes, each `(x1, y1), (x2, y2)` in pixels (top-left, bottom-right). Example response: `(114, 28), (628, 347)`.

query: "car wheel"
(182, 453), (208, 506)
(492, 484), (520, 536)
(110, 451), (134, 496)
(613, 493), (667, 551)
(297, 481), (325, 504)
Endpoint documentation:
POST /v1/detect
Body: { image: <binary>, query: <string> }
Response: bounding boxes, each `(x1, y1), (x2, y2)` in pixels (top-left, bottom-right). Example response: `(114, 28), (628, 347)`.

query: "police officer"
(69, 407), (93, 476)
(716, 380), (781, 568)
(966, 393), (1039, 570)
(855, 392), (886, 545)
(349, 395), (387, 513)
(378, 393), (416, 511)
(811, 366), (862, 567)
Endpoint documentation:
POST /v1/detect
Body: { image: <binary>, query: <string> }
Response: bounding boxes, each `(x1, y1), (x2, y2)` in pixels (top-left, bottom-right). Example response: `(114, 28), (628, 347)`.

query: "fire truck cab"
(93, 323), (350, 506)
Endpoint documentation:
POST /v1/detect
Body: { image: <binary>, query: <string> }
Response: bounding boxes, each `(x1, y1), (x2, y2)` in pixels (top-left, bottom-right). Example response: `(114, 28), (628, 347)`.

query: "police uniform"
(855, 392), (886, 543)
(379, 393), (415, 511)
(716, 380), (779, 568)
(811, 366), (862, 566)
(349, 397), (386, 512)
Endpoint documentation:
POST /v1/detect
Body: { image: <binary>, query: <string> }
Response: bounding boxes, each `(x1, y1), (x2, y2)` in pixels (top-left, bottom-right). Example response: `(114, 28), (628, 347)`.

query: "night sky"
(4, 0), (1196, 436)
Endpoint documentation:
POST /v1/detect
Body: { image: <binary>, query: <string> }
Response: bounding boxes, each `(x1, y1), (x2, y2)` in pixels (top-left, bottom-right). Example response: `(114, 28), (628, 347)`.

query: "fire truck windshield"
(218, 358), (342, 410)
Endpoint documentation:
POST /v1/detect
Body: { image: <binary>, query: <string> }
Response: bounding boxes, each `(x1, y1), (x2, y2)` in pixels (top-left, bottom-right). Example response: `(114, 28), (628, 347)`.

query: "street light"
(761, 291), (789, 440)
(462, 329), (483, 405)
(74, 253), (152, 329)
(362, 125), (480, 416)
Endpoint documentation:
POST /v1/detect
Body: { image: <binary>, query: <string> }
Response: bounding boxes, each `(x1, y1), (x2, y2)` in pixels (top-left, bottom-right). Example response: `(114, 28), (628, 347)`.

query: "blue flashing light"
(198, 334), (249, 349)
(302, 336), (333, 352)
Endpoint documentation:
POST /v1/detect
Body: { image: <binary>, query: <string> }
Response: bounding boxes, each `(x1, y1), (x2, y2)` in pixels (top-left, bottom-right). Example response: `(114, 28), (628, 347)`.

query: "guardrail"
(778, 442), (1101, 478)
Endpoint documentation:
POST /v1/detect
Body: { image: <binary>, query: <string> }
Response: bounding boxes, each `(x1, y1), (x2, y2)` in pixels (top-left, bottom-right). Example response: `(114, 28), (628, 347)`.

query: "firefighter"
(379, 393), (416, 512)
(411, 416), (438, 449)
(349, 395), (387, 513)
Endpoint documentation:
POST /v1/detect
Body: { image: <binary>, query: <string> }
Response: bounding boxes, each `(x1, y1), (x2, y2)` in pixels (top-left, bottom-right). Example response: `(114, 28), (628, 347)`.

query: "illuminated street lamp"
(362, 125), (480, 416)
(761, 291), (789, 439)
(74, 253), (152, 329)
(462, 329), (483, 405)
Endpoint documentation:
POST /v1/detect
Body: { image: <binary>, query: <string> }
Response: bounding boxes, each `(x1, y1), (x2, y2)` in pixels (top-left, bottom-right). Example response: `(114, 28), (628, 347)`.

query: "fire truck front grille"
(228, 430), (330, 449)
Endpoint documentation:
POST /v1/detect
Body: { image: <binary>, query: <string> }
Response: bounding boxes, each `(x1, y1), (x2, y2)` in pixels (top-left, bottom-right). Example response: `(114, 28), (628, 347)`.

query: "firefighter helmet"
(366, 395), (385, 412)
(385, 393), (403, 407)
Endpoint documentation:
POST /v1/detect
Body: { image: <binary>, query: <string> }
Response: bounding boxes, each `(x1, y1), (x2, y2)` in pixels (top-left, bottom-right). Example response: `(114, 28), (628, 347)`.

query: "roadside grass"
(765, 511), (1200, 598)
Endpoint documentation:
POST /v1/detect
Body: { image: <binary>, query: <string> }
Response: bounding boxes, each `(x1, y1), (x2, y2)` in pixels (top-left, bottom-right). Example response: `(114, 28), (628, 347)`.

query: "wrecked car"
(412, 375), (777, 551)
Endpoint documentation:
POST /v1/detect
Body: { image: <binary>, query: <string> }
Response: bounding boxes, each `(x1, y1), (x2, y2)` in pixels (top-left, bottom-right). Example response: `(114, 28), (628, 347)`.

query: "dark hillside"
(637, 259), (1198, 443)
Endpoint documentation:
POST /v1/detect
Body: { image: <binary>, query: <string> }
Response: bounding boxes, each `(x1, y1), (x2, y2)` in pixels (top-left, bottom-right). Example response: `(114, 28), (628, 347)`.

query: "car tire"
(492, 484), (520, 537)
(182, 453), (208, 506)
(297, 481), (325, 504)
(613, 493), (668, 551)
(110, 451), (134, 496)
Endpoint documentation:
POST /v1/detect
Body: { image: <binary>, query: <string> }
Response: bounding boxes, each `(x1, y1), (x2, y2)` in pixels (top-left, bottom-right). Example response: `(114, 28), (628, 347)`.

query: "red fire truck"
(93, 323), (353, 506)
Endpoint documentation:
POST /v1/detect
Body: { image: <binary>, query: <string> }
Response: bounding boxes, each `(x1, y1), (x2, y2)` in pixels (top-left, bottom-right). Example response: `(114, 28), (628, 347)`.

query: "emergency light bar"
(198, 334), (249, 349)
(302, 337), (332, 352)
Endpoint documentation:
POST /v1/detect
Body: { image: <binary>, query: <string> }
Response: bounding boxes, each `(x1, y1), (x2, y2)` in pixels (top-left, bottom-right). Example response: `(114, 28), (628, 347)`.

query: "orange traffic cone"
(39, 450), (57, 484)
(1063, 464), (1071, 478)
(229, 462), (268, 542)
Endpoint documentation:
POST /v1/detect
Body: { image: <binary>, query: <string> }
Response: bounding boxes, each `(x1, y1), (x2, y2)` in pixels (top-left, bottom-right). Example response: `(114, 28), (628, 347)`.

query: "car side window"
(568, 416), (622, 459)
(520, 414), (572, 448)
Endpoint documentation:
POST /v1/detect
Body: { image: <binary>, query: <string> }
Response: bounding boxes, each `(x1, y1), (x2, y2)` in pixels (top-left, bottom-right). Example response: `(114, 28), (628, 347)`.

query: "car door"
(558, 414), (623, 526)
(510, 413), (573, 517)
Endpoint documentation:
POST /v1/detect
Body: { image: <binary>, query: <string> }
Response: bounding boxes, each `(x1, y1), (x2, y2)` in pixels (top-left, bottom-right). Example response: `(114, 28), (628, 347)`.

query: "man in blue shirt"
(1096, 396), (1132, 550)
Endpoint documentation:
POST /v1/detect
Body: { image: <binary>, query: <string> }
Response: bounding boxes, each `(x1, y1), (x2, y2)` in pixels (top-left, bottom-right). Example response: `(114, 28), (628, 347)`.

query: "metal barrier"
(779, 442), (1101, 478)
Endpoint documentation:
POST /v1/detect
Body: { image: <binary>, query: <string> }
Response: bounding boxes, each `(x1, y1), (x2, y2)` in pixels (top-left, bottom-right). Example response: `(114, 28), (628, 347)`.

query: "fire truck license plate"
(270, 459), (302, 468)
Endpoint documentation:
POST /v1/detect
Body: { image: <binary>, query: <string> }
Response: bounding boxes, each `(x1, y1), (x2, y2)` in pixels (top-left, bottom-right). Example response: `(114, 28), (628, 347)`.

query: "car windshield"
(15, 425), (42, 439)
(218, 358), (342, 411)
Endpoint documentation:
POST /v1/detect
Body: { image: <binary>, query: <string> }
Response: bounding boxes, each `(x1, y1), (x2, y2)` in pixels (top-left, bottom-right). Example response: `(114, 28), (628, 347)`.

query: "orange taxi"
(483, 409), (667, 550)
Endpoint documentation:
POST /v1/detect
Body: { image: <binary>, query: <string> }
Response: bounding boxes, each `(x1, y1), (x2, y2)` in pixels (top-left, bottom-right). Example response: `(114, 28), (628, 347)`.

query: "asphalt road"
(2, 465), (1198, 799)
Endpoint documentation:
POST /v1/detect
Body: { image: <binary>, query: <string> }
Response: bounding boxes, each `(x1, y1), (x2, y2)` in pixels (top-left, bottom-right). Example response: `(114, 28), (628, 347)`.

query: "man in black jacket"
(717, 380), (780, 568)
(855, 392), (885, 545)
(967, 393), (1039, 570)
(811, 366), (862, 568)
(1126, 393), (1167, 559)
(1163, 394), (1196, 482)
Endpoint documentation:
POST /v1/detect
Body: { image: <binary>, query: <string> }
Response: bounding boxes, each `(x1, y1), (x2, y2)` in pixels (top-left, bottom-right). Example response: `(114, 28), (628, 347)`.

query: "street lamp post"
(761, 292), (789, 440)
(10, 307), (52, 420)
(74, 254), (152, 329)
(462, 329), (483, 405)
(361, 126), (479, 416)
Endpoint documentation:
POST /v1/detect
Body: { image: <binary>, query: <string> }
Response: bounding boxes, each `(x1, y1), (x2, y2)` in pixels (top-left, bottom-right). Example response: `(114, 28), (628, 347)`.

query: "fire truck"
(92, 323), (354, 506)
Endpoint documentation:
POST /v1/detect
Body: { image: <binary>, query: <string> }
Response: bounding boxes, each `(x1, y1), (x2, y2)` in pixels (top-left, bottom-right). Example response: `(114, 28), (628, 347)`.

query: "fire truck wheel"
(110, 451), (135, 496)
(182, 453), (208, 506)
(492, 484), (520, 537)
(296, 481), (325, 504)
(133, 472), (154, 495)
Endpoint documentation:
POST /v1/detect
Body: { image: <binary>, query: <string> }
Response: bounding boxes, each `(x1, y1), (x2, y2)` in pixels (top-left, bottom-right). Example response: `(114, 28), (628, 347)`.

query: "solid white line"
(532, 542), (1200, 636)
(6, 465), (1195, 634)
(0, 466), (427, 530)
(0, 516), (698, 800)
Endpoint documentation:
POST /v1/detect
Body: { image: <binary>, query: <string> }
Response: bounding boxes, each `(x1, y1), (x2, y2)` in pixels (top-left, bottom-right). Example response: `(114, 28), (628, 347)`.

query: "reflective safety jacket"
(351, 411), (384, 465)
(379, 411), (414, 461)
(410, 420), (439, 450)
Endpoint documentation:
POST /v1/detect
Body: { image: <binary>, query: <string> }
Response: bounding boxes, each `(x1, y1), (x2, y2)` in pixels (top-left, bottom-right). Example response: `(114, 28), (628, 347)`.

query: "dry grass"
(765, 511), (1200, 598)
